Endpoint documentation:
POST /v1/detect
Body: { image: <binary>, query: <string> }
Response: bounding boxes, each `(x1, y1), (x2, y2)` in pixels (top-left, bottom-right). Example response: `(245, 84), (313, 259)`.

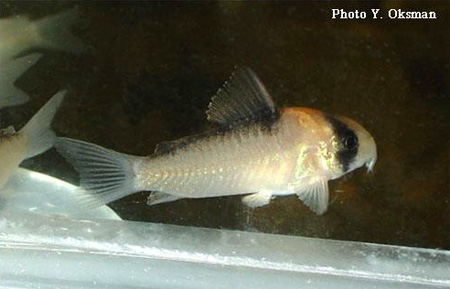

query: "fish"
(55, 67), (377, 215)
(0, 9), (87, 64)
(0, 90), (66, 189)
(0, 53), (42, 109)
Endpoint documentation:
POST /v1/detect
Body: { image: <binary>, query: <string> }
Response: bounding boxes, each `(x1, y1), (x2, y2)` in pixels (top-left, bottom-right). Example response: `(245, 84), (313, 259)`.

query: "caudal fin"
(33, 8), (88, 54)
(19, 90), (66, 158)
(55, 137), (140, 208)
(0, 54), (42, 109)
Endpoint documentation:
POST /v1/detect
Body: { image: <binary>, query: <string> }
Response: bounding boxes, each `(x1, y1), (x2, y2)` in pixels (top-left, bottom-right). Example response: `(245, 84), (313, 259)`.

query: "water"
(0, 2), (448, 249)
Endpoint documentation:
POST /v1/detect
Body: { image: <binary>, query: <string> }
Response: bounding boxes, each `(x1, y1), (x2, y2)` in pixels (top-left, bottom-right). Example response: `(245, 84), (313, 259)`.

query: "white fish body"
(56, 68), (377, 214)
(0, 91), (66, 189)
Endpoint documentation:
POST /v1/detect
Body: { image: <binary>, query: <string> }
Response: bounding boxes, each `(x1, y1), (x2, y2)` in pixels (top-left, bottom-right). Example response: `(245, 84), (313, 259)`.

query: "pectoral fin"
(296, 180), (329, 215)
(147, 192), (181, 206)
(242, 190), (273, 208)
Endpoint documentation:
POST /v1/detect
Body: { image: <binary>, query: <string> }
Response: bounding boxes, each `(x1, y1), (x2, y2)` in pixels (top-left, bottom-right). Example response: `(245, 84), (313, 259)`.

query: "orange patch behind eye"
(282, 107), (322, 126)
(281, 107), (324, 116)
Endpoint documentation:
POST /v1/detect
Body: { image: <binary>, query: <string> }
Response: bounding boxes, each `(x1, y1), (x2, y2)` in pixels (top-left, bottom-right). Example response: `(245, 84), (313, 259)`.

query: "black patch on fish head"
(326, 115), (359, 172)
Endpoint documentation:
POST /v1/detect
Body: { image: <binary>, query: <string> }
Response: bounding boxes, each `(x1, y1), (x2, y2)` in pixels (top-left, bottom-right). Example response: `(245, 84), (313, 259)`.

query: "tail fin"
(0, 53), (42, 109)
(55, 137), (140, 208)
(33, 8), (88, 54)
(19, 90), (66, 158)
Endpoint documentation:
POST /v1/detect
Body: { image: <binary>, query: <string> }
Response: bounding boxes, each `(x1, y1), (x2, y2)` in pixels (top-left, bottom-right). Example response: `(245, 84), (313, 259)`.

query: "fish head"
(281, 107), (377, 180)
(331, 115), (377, 175)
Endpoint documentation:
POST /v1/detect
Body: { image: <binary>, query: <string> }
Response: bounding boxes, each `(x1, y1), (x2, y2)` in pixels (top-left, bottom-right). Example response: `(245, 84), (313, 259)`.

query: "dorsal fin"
(206, 67), (277, 125)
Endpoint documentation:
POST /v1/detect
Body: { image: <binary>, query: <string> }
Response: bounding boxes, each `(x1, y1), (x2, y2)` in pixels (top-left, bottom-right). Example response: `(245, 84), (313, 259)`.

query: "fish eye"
(345, 136), (358, 149)
(343, 135), (358, 150)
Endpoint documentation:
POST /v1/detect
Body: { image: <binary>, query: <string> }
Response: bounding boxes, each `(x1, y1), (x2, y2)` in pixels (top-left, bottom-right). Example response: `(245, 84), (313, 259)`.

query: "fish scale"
(140, 123), (293, 197)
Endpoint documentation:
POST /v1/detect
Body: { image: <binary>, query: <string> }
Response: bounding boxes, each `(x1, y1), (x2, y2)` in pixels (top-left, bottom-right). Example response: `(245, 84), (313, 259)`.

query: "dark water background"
(1, 1), (449, 249)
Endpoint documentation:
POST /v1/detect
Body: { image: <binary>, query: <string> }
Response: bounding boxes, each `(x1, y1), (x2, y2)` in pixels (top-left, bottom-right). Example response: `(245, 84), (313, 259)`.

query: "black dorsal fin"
(206, 67), (277, 125)
(155, 67), (278, 156)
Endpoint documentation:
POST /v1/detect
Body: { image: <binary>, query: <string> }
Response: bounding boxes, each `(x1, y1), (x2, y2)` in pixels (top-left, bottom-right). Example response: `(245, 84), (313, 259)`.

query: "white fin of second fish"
(31, 8), (88, 55)
(20, 90), (66, 158)
(0, 53), (42, 109)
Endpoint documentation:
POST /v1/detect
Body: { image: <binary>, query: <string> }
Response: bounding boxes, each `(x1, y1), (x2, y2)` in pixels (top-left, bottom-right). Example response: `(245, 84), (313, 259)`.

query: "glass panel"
(1, 211), (449, 288)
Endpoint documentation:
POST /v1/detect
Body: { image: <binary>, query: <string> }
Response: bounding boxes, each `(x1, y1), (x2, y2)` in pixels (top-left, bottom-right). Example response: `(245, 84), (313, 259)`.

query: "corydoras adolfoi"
(56, 67), (377, 214)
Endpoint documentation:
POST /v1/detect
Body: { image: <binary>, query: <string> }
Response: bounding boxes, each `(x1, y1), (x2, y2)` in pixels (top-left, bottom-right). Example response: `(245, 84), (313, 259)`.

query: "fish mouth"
(365, 156), (377, 173)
